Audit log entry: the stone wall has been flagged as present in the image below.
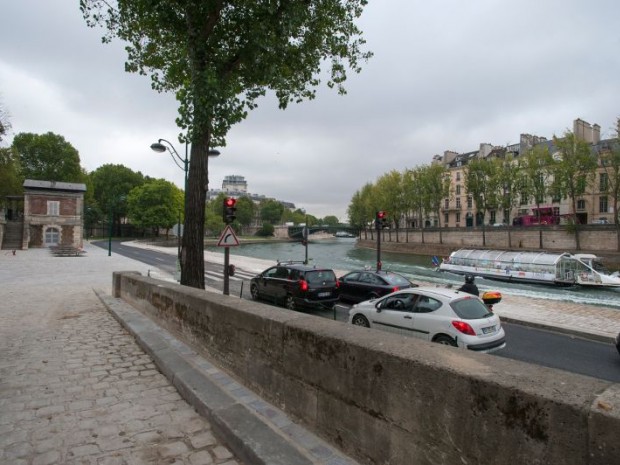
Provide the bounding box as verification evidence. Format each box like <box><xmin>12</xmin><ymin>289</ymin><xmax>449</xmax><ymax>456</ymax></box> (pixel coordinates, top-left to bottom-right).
<box><xmin>113</xmin><ymin>271</ymin><xmax>620</xmax><ymax>465</ymax></box>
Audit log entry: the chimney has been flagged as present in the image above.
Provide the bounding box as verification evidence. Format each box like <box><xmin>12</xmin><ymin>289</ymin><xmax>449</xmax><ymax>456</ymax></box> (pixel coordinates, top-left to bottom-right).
<box><xmin>593</xmin><ymin>124</ymin><xmax>600</xmax><ymax>144</ymax></box>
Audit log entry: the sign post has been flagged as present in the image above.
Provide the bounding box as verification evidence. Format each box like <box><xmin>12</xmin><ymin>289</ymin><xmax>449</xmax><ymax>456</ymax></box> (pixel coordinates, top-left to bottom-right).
<box><xmin>217</xmin><ymin>225</ymin><xmax>240</xmax><ymax>295</ymax></box>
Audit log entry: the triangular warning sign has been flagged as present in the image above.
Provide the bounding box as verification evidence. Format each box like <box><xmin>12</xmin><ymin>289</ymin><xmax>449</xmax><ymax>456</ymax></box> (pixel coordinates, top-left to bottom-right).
<box><xmin>217</xmin><ymin>225</ymin><xmax>240</xmax><ymax>247</ymax></box>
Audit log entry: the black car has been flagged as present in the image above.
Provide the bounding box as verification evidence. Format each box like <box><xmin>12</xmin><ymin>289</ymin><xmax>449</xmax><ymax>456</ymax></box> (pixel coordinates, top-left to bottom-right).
<box><xmin>616</xmin><ymin>331</ymin><xmax>620</xmax><ymax>356</ymax></box>
<box><xmin>338</xmin><ymin>270</ymin><xmax>417</xmax><ymax>303</ymax></box>
<box><xmin>250</xmin><ymin>262</ymin><xmax>339</xmax><ymax>311</ymax></box>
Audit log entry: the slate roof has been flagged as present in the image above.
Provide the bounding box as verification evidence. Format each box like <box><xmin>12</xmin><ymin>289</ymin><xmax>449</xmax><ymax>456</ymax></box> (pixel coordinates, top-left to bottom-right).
<box><xmin>23</xmin><ymin>179</ymin><xmax>87</xmax><ymax>192</ymax></box>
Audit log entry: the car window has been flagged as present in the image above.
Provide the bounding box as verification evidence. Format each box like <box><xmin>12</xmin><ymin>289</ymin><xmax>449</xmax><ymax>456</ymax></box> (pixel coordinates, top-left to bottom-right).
<box><xmin>368</xmin><ymin>274</ymin><xmax>384</xmax><ymax>285</ymax></box>
<box><xmin>450</xmin><ymin>297</ymin><xmax>491</xmax><ymax>319</ymax></box>
<box><xmin>274</xmin><ymin>267</ymin><xmax>290</xmax><ymax>279</ymax></box>
<box><xmin>344</xmin><ymin>272</ymin><xmax>361</xmax><ymax>282</ymax></box>
<box><xmin>381</xmin><ymin>293</ymin><xmax>415</xmax><ymax>312</ymax></box>
<box><xmin>413</xmin><ymin>295</ymin><xmax>441</xmax><ymax>313</ymax></box>
<box><xmin>263</xmin><ymin>267</ymin><xmax>279</xmax><ymax>278</ymax></box>
<box><xmin>359</xmin><ymin>273</ymin><xmax>373</xmax><ymax>283</ymax></box>
<box><xmin>305</xmin><ymin>270</ymin><xmax>337</xmax><ymax>284</ymax></box>
<box><xmin>384</xmin><ymin>273</ymin><xmax>411</xmax><ymax>287</ymax></box>
<box><xmin>289</xmin><ymin>269</ymin><xmax>300</xmax><ymax>280</ymax></box>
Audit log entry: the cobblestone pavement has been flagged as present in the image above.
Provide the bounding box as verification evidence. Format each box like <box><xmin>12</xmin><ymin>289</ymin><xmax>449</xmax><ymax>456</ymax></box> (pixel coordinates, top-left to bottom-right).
<box><xmin>0</xmin><ymin>249</ymin><xmax>241</xmax><ymax>465</ymax></box>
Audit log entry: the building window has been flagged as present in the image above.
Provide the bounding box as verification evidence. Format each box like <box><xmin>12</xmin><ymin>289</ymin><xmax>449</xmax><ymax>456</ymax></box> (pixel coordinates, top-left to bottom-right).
<box><xmin>444</xmin><ymin>198</ymin><xmax>449</xmax><ymax>209</ymax></box>
<box><xmin>600</xmin><ymin>173</ymin><xmax>608</xmax><ymax>192</ymax></box>
<box><xmin>456</xmin><ymin>197</ymin><xmax>461</xmax><ymax>208</ymax></box>
<box><xmin>490</xmin><ymin>211</ymin><xmax>496</xmax><ymax>224</ymax></box>
<box><xmin>456</xmin><ymin>184</ymin><xmax>461</xmax><ymax>195</ymax></box>
<box><xmin>467</xmin><ymin>197</ymin><xmax>472</xmax><ymax>209</ymax></box>
<box><xmin>444</xmin><ymin>213</ymin><xmax>449</xmax><ymax>224</ymax></box>
<box><xmin>599</xmin><ymin>196</ymin><xmax>608</xmax><ymax>213</ymax></box>
<box><xmin>456</xmin><ymin>172</ymin><xmax>461</xmax><ymax>181</ymax></box>
<box><xmin>45</xmin><ymin>227</ymin><xmax>60</xmax><ymax>246</ymax></box>
<box><xmin>47</xmin><ymin>201</ymin><xmax>60</xmax><ymax>216</ymax></box>
<box><xmin>577</xmin><ymin>199</ymin><xmax>586</xmax><ymax>210</ymax></box>
<box><xmin>456</xmin><ymin>212</ymin><xmax>461</xmax><ymax>223</ymax></box>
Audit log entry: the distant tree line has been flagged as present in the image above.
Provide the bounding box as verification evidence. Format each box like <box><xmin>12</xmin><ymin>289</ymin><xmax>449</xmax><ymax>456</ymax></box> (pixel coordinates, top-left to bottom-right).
<box><xmin>0</xmin><ymin>126</ymin><xmax>339</xmax><ymax>238</ymax></box>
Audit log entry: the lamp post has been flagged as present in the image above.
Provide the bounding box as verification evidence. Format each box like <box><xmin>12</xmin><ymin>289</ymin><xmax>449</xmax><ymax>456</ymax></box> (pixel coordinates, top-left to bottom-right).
<box><xmin>151</xmin><ymin>139</ymin><xmax>220</xmax><ymax>278</ymax></box>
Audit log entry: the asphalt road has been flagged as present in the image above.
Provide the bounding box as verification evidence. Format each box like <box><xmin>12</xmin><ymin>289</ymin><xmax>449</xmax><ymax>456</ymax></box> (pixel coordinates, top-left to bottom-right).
<box><xmin>95</xmin><ymin>240</ymin><xmax>620</xmax><ymax>383</ymax></box>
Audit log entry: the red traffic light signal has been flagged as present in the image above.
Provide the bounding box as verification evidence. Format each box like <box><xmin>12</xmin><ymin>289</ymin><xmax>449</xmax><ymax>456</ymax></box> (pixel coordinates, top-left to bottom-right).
<box><xmin>376</xmin><ymin>211</ymin><xmax>388</xmax><ymax>229</ymax></box>
<box><xmin>223</xmin><ymin>197</ymin><xmax>237</xmax><ymax>224</ymax></box>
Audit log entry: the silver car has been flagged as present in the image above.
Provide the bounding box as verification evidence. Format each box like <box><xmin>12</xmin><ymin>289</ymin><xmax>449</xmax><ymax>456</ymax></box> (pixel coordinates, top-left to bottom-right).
<box><xmin>348</xmin><ymin>287</ymin><xmax>506</xmax><ymax>353</ymax></box>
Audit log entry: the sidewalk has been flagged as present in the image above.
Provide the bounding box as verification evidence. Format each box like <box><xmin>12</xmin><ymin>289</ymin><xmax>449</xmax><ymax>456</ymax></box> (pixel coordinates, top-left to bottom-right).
<box><xmin>0</xmin><ymin>243</ymin><xmax>359</xmax><ymax>465</ymax></box>
<box><xmin>1</xmin><ymin>241</ymin><xmax>618</xmax><ymax>465</ymax></box>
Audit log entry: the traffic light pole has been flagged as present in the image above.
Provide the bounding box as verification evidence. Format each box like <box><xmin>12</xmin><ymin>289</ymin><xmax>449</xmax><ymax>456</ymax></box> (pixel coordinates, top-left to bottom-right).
<box><xmin>376</xmin><ymin>223</ymin><xmax>381</xmax><ymax>272</ymax></box>
<box><xmin>223</xmin><ymin>246</ymin><xmax>230</xmax><ymax>295</ymax></box>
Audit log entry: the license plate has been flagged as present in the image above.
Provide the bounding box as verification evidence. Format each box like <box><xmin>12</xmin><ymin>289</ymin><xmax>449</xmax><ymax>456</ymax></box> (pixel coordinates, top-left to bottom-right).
<box><xmin>318</xmin><ymin>292</ymin><xmax>331</xmax><ymax>298</ymax></box>
<box><xmin>482</xmin><ymin>325</ymin><xmax>496</xmax><ymax>334</ymax></box>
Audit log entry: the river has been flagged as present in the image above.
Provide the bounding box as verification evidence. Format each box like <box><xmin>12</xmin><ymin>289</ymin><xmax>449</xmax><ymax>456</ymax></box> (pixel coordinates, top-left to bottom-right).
<box><xmin>208</xmin><ymin>237</ymin><xmax>620</xmax><ymax>310</ymax></box>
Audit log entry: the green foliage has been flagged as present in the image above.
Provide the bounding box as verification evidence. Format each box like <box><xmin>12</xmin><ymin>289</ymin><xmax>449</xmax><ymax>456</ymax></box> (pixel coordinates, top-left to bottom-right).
<box><xmin>464</xmin><ymin>157</ymin><xmax>501</xmax><ymax>225</ymax></box>
<box><xmin>12</xmin><ymin>132</ymin><xmax>83</xmax><ymax>182</ymax></box>
<box><xmin>260</xmin><ymin>199</ymin><xmax>285</xmax><ymax>225</ymax></box>
<box><xmin>127</xmin><ymin>179</ymin><xmax>183</xmax><ymax>234</ymax></box>
<box><xmin>234</xmin><ymin>195</ymin><xmax>256</xmax><ymax>228</ymax></box>
<box><xmin>255</xmin><ymin>223</ymin><xmax>275</xmax><ymax>237</ymax></box>
<box><xmin>322</xmin><ymin>215</ymin><xmax>340</xmax><ymax>226</ymax></box>
<box><xmin>0</xmin><ymin>147</ymin><xmax>23</xmax><ymax>199</ymax></box>
<box><xmin>81</xmin><ymin>0</ymin><xmax>372</xmax><ymax>146</ymax></box>
<box><xmin>90</xmin><ymin>164</ymin><xmax>145</xmax><ymax>219</ymax></box>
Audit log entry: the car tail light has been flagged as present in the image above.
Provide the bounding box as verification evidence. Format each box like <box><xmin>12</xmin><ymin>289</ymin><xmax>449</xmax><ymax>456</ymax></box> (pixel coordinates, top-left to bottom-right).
<box><xmin>451</xmin><ymin>320</ymin><xmax>476</xmax><ymax>335</ymax></box>
<box><xmin>335</xmin><ymin>280</ymin><xmax>340</xmax><ymax>288</ymax></box>
<box><xmin>392</xmin><ymin>286</ymin><xmax>399</xmax><ymax>293</ymax></box>
<box><xmin>299</xmin><ymin>279</ymin><xmax>308</xmax><ymax>292</ymax></box>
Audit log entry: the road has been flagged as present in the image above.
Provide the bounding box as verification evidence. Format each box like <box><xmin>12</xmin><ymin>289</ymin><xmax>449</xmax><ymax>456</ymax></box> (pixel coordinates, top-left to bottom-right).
<box><xmin>95</xmin><ymin>241</ymin><xmax>620</xmax><ymax>383</ymax></box>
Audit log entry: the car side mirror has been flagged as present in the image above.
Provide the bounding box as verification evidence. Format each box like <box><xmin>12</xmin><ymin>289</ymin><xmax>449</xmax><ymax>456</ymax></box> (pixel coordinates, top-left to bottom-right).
<box><xmin>376</xmin><ymin>301</ymin><xmax>383</xmax><ymax>313</ymax></box>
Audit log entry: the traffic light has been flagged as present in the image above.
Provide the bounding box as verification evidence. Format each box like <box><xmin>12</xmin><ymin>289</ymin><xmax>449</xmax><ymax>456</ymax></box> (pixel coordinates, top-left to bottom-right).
<box><xmin>223</xmin><ymin>197</ymin><xmax>237</xmax><ymax>224</ymax></box>
<box><xmin>376</xmin><ymin>211</ymin><xmax>388</xmax><ymax>229</ymax></box>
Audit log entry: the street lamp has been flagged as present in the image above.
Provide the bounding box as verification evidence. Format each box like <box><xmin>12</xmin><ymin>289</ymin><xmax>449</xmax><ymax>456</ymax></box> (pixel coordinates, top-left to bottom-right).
<box><xmin>151</xmin><ymin>139</ymin><xmax>220</xmax><ymax>277</ymax></box>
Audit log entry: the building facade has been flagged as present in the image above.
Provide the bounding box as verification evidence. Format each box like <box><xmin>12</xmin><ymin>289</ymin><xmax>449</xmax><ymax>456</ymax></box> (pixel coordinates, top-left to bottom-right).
<box><xmin>432</xmin><ymin>118</ymin><xmax>618</xmax><ymax>228</ymax></box>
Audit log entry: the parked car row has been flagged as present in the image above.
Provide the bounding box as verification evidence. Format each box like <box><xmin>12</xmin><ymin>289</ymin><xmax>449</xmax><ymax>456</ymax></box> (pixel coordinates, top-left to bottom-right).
<box><xmin>249</xmin><ymin>262</ymin><xmax>506</xmax><ymax>353</ymax></box>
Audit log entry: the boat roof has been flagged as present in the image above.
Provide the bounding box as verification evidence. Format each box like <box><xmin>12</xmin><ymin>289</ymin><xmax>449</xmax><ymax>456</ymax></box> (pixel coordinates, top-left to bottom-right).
<box><xmin>449</xmin><ymin>249</ymin><xmax>571</xmax><ymax>265</ymax></box>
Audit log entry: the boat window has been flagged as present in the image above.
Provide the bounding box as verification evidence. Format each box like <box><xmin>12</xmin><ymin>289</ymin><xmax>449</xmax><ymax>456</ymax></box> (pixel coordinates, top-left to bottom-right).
<box><xmin>590</xmin><ymin>260</ymin><xmax>610</xmax><ymax>274</ymax></box>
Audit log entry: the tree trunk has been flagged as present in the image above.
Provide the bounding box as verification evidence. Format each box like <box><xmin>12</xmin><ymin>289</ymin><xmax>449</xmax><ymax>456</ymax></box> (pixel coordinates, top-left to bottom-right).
<box><xmin>181</xmin><ymin>130</ymin><xmax>210</xmax><ymax>289</ymax></box>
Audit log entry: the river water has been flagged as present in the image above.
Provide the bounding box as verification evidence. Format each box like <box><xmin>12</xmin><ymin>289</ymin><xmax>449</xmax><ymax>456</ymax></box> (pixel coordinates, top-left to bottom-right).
<box><xmin>208</xmin><ymin>237</ymin><xmax>620</xmax><ymax>310</ymax></box>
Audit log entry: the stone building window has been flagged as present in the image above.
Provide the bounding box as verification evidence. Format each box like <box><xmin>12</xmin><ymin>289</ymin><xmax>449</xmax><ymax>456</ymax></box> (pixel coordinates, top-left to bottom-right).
<box><xmin>45</xmin><ymin>227</ymin><xmax>60</xmax><ymax>246</ymax></box>
<box><xmin>47</xmin><ymin>201</ymin><xmax>60</xmax><ymax>216</ymax></box>
<box><xmin>599</xmin><ymin>196</ymin><xmax>608</xmax><ymax>213</ymax></box>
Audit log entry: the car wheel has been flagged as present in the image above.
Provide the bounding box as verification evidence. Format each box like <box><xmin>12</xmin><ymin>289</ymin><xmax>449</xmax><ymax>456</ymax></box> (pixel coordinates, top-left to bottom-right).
<box><xmin>250</xmin><ymin>284</ymin><xmax>260</xmax><ymax>300</ymax></box>
<box><xmin>434</xmin><ymin>335</ymin><xmax>457</xmax><ymax>347</ymax></box>
<box><xmin>351</xmin><ymin>314</ymin><xmax>370</xmax><ymax>327</ymax></box>
<box><xmin>285</xmin><ymin>294</ymin><xmax>296</xmax><ymax>311</ymax></box>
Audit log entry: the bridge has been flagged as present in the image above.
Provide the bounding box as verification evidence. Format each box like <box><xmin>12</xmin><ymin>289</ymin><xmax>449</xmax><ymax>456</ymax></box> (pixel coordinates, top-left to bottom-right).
<box><xmin>287</xmin><ymin>225</ymin><xmax>359</xmax><ymax>239</ymax></box>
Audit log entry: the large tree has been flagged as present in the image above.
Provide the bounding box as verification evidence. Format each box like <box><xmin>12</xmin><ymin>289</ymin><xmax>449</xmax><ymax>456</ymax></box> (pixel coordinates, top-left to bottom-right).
<box><xmin>12</xmin><ymin>132</ymin><xmax>83</xmax><ymax>182</ymax></box>
<box><xmin>420</xmin><ymin>163</ymin><xmax>450</xmax><ymax>243</ymax></box>
<box><xmin>127</xmin><ymin>179</ymin><xmax>184</xmax><ymax>236</ymax></box>
<box><xmin>90</xmin><ymin>164</ymin><xmax>145</xmax><ymax>235</ymax></box>
<box><xmin>519</xmin><ymin>144</ymin><xmax>554</xmax><ymax>248</ymax></box>
<box><xmin>0</xmin><ymin>147</ymin><xmax>23</xmax><ymax>199</ymax></box>
<box><xmin>551</xmin><ymin>131</ymin><xmax>597</xmax><ymax>250</ymax></box>
<box><xmin>464</xmin><ymin>157</ymin><xmax>500</xmax><ymax>247</ymax></box>
<box><xmin>82</xmin><ymin>0</ymin><xmax>371</xmax><ymax>289</ymax></box>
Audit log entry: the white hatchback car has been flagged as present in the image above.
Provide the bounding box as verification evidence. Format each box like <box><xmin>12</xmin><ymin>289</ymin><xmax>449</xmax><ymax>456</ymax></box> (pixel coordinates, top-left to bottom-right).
<box><xmin>348</xmin><ymin>287</ymin><xmax>506</xmax><ymax>353</ymax></box>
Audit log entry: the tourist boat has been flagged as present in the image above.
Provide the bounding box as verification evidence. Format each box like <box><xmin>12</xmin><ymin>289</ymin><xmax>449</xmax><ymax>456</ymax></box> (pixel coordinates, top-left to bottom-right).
<box><xmin>439</xmin><ymin>249</ymin><xmax>620</xmax><ymax>287</ymax></box>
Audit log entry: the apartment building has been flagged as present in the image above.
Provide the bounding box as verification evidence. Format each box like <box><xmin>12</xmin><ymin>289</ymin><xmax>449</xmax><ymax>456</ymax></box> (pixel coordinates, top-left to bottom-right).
<box><xmin>433</xmin><ymin>118</ymin><xmax>618</xmax><ymax>227</ymax></box>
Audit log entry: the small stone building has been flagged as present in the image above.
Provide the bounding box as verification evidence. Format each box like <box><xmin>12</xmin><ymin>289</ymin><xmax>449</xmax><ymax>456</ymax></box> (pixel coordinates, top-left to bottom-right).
<box><xmin>22</xmin><ymin>179</ymin><xmax>87</xmax><ymax>249</ymax></box>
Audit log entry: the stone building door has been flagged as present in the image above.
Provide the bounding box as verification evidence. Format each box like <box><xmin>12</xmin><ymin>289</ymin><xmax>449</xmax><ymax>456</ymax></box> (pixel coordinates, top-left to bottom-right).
<box><xmin>44</xmin><ymin>227</ymin><xmax>60</xmax><ymax>246</ymax></box>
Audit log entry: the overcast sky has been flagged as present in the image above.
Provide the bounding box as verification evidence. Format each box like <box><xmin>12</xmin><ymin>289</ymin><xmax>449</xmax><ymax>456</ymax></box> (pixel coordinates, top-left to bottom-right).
<box><xmin>1</xmin><ymin>1</ymin><xmax>619</xmax><ymax>221</ymax></box>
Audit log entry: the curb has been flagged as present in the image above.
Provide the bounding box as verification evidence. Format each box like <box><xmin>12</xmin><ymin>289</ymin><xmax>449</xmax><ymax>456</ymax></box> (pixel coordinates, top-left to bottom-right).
<box><xmin>499</xmin><ymin>316</ymin><xmax>616</xmax><ymax>344</ymax></box>
<box><xmin>94</xmin><ymin>289</ymin><xmax>359</xmax><ymax>465</ymax></box>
